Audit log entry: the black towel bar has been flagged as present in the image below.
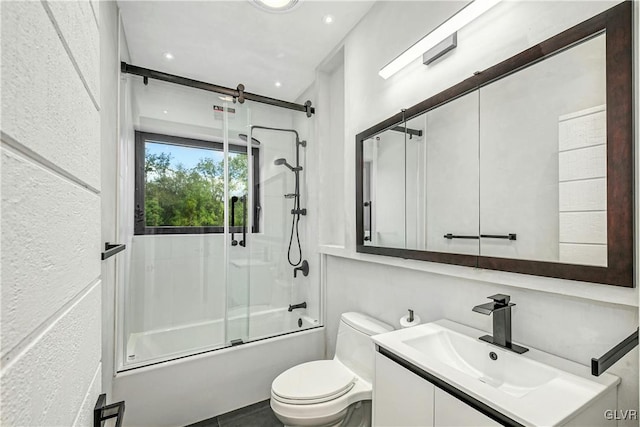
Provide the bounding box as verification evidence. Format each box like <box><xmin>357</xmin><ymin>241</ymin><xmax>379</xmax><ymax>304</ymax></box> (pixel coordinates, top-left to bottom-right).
<box><xmin>480</xmin><ymin>234</ymin><xmax>517</xmax><ymax>241</ymax></box>
<box><xmin>443</xmin><ymin>234</ymin><xmax>479</xmax><ymax>240</ymax></box>
<box><xmin>101</xmin><ymin>243</ymin><xmax>126</xmax><ymax>260</ymax></box>
<box><xmin>591</xmin><ymin>328</ymin><xmax>638</xmax><ymax>376</ymax></box>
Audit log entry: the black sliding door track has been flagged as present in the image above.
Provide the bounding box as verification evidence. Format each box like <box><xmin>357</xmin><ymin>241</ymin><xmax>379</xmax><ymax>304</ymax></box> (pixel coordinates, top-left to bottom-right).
<box><xmin>121</xmin><ymin>62</ymin><xmax>315</xmax><ymax>117</ymax></box>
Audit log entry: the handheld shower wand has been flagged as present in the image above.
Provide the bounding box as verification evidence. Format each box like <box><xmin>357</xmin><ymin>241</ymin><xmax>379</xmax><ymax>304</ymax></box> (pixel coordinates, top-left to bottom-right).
<box><xmin>273</xmin><ymin>156</ymin><xmax>306</xmax><ymax>267</ymax></box>
<box><xmin>274</xmin><ymin>158</ymin><xmax>302</xmax><ymax>172</ymax></box>
<box><xmin>251</xmin><ymin>125</ymin><xmax>308</xmax><ymax>273</ymax></box>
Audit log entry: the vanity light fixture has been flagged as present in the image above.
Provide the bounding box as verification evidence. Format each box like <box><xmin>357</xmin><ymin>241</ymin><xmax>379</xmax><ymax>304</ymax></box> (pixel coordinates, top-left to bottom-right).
<box><xmin>379</xmin><ymin>0</ymin><xmax>500</xmax><ymax>79</ymax></box>
<box><xmin>423</xmin><ymin>33</ymin><xmax>457</xmax><ymax>66</ymax></box>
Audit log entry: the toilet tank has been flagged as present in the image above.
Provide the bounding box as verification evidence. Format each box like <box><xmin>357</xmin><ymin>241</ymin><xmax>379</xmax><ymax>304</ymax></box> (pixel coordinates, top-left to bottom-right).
<box><xmin>334</xmin><ymin>312</ymin><xmax>394</xmax><ymax>384</ymax></box>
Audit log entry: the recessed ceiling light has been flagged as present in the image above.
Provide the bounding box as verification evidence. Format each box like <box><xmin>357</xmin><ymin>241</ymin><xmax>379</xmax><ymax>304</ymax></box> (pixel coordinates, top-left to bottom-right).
<box><xmin>163</xmin><ymin>110</ymin><xmax>168</xmax><ymax>114</ymax></box>
<box><xmin>251</xmin><ymin>0</ymin><xmax>299</xmax><ymax>13</ymax></box>
<box><xmin>163</xmin><ymin>52</ymin><xmax>174</xmax><ymax>60</ymax></box>
<box><xmin>323</xmin><ymin>15</ymin><xmax>334</xmax><ymax>24</ymax></box>
<box><xmin>275</xmin><ymin>81</ymin><xmax>282</xmax><ymax>87</ymax></box>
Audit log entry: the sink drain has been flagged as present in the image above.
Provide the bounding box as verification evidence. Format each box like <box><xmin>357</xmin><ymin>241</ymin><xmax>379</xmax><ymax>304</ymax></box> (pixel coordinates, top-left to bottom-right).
<box><xmin>489</xmin><ymin>351</ymin><xmax>498</xmax><ymax>361</ymax></box>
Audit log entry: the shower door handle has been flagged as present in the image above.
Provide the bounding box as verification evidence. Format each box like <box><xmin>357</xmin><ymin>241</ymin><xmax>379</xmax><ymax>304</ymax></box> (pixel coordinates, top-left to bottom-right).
<box><xmin>239</xmin><ymin>195</ymin><xmax>247</xmax><ymax>247</ymax></box>
<box><xmin>364</xmin><ymin>201</ymin><xmax>372</xmax><ymax>242</ymax></box>
<box><xmin>230</xmin><ymin>196</ymin><xmax>238</xmax><ymax>246</ymax></box>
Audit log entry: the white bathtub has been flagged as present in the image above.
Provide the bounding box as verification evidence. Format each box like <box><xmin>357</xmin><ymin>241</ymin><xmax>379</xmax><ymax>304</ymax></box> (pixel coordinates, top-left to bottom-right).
<box><xmin>125</xmin><ymin>306</ymin><xmax>319</xmax><ymax>369</ymax></box>
<box><xmin>110</xmin><ymin>308</ymin><xmax>325</xmax><ymax>427</ymax></box>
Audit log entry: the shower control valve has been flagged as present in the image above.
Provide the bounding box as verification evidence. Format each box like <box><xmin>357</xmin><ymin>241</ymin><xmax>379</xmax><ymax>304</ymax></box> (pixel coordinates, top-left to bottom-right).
<box><xmin>293</xmin><ymin>260</ymin><xmax>309</xmax><ymax>278</ymax></box>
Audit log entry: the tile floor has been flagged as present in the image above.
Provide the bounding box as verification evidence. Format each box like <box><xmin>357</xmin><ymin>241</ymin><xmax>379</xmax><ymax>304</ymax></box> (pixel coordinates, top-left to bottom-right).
<box><xmin>186</xmin><ymin>400</ymin><xmax>283</xmax><ymax>427</ymax></box>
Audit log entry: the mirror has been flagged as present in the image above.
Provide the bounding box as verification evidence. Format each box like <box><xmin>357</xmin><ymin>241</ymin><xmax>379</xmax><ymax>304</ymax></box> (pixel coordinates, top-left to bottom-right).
<box><xmin>363</xmin><ymin>91</ymin><xmax>480</xmax><ymax>254</ymax></box>
<box><xmin>356</xmin><ymin>2</ymin><xmax>632</xmax><ymax>286</ymax></box>
<box><xmin>363</xmin><ymin>127</ymin><xmax>409</xmax><ymax>248</ymax></box>
<box><xmin>424</xmin><ymin>91</ymin><xmax>479</xmax><ymax>256</ymax></box>
<box><xmin>480</xmin><ymin>33</ymin><xmax>606</xmax><ymax>266</ymax></box>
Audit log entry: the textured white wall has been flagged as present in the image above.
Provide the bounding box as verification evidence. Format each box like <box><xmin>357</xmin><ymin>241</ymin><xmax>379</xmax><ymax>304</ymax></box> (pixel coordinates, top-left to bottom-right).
<box><xmin>318</xmin><ymin>1</ymin><xmax>639</xmax><ymax>426</ymax></box>
<box><xmin>1</xmin><ymin>1</ymin><xmax>103</xmax><ymax>425</ymax></box>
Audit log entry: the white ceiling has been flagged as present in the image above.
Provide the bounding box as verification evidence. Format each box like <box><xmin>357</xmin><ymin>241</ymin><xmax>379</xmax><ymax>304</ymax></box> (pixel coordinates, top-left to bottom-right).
<box><xmin>118</xmin><ymin>1</ymin><xmax>374</xmax><ymax>101</ymax></box>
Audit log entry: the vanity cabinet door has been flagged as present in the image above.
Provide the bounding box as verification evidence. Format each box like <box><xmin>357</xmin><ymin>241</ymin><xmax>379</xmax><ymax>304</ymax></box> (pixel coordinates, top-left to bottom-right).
<box><xmin>434</xmin><ymin>388</ymin><xmax>500</xmax><ymax>427</ymax></box>
<box><xmin>373</xmin><ymin>353</ymin><xmax>434</xmax><ymax>426</ymax></box>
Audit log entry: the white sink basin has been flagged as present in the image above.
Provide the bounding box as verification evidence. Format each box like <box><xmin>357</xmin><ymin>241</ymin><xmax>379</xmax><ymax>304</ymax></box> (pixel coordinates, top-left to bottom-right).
<box><xmin>402</xmin><ymin>330</ymin><xmax>558</xmax><ymax>398</ymax></box>
<box><xmin>373</xmin><ymin>320</ymin><xmax>620</xmax><ymax>426</ymax></box>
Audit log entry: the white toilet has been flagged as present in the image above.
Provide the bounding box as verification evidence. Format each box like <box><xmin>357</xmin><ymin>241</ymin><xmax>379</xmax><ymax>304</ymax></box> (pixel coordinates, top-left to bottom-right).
<box><xmin>270</xmin><ymin>312</ymin><xmax>394</xmax><ymax>427</ymax></box>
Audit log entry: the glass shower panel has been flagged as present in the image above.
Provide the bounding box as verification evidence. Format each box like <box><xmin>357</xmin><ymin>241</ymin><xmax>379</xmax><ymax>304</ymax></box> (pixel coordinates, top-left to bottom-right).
<box><xmin>243</xmin><ymin>101</ymin><xmax>319</xmax><ymax>341</ymax></box>
<box><xmin>225</xmin><ymin>101</ymin><xmax>252</xmax><ymax>345</ymax></box>
<box><xmin>119</xmin><ymin>76</ymin><xmax>238</xmax><ymax>368</ymax></box>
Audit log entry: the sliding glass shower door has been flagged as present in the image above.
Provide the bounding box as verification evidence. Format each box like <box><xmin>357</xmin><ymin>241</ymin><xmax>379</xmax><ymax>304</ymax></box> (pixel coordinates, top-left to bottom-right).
<box><xmin>117</xmin><ymin>72</ymin><xmax>320</xmax><ymax>371</ymax></box>
<box><xmin>224</xmin><ymin>102</ymin><xmax>252</xmax><ymax>346</ymax></box>
<box><xmin>117</xmin><ymin>75</ymin><xmax>252</xmax><ymax>368</ymax></box>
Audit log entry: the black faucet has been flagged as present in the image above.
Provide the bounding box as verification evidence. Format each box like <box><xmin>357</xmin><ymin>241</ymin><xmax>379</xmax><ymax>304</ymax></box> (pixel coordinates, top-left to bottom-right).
<box><xmin>288</xmin><ymin>302</ymin><xmax>307</xmax><ymax>312</ymax></box>
<box><xmin>472</xmin><ymin>294</ymin><xmax>528</xmax><ymax>354</ymax></box>
<box><xmin>293</xmin><ymin>260</ymin><xmax>309</xmax><ymax>278</ymax></box>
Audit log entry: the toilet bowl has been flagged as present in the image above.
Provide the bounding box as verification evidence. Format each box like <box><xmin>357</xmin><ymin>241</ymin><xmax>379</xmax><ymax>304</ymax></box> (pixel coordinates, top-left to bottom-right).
<box><xmin>270</xmin><ymin>312</ymin><xmax>393</xmax><ymax>427</ymax></box>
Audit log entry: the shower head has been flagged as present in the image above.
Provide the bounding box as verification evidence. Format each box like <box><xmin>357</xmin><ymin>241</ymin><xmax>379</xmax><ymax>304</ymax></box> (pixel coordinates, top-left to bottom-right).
<box><xmin>238</xmin><ymin>134</ymin><xmax>261</xmax><ymax>146</ymax></box>
<box><xmin>274</xmin><ymin>158</ymin><xmax>295</xmax><ymax>171</ymax></box>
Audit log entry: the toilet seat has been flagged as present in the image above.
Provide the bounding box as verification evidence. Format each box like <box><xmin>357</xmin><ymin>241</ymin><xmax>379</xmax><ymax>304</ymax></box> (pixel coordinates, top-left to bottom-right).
<box><xmin>272</xmin><ymin>360</ymin><xmax>356</xmax><ymax>405</ymax></box>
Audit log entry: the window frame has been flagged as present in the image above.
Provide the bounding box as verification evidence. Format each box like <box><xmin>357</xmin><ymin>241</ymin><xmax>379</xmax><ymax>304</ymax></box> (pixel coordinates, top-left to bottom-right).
<box><xmin>134</xmin><ymin>131</ymin><xmax>260</xmax><ymax>235</ymax></box>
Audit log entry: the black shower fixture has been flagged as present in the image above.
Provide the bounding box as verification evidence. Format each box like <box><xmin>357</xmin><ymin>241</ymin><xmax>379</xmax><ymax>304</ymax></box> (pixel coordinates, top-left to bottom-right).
<box><xmin>251</xmin><ymin>125</ymin><xmax>307</xmax><ymax>269</ymax></box>
<box><xmin>274</xmin><ymin>158</ymin><xmax>302</xmax><ymax>172</ymax></box>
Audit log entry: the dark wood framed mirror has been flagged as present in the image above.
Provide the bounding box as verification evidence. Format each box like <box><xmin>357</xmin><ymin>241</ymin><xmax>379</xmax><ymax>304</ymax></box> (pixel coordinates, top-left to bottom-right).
<box><xmin>355</xmin><ymin>2</ymin><xmax>633</xmax><ymax>287</ymax></box>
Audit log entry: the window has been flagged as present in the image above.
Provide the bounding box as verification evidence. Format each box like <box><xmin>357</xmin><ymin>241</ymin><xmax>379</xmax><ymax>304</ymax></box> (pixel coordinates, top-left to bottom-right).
<box><xmin>135</xmin><ymin>131</ymin><xmax>259</xmax><ymax>235</ymax></box>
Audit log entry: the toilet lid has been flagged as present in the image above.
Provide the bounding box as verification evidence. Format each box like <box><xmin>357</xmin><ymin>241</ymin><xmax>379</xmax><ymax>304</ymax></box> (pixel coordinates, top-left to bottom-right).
<box><xmin>272</xmin><ymin>360</ymin><xmax>356</xmax><ymax>403</ymax></box>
